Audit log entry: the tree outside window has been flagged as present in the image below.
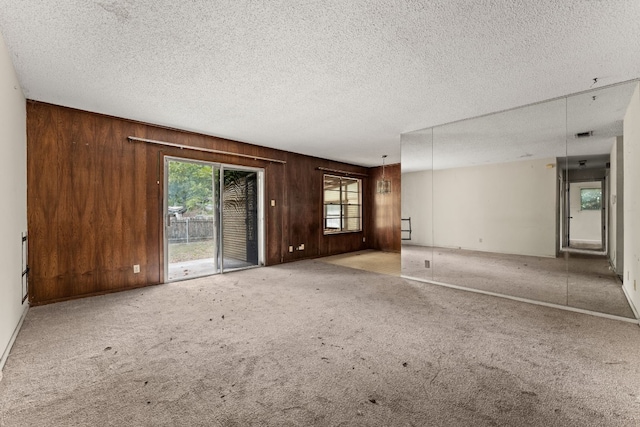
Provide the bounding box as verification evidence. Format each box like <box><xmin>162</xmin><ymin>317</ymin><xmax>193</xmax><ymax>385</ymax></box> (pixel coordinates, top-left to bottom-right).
<box><xmin>580</xmin><ymin>188</ymin><xmax>601</xmax><ymax>210</ymax></box>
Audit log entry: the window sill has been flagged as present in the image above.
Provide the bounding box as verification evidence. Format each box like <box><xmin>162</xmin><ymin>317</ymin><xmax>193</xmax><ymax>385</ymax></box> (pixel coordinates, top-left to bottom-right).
<box><xmin>323</xmin><ymin>230</ymin><xmax>363</xmax><ymax>236</ymax></box>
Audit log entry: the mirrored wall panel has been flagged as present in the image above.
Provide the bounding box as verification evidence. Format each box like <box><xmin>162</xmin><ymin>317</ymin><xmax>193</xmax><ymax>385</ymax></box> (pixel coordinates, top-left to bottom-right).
<box><xmin>401</xmin><ymin>128</ymin><xmax>433</xmax><ymax>282</ymax></box>
<box><xmin>564</xmin><ymin>82</ymin><xmax>637</xmax><ymax>317</ymax></box>
<box><xmin>401</xmin><ymin>81</ymin><xmax>638</xmax><ymax>319</ymax></box>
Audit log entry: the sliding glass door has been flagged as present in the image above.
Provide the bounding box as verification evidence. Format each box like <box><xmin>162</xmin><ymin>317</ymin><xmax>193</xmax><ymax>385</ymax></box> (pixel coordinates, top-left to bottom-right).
<box><xmin>164</xmin><ymin>158</ymin><xmax>263</xmax><ymax>281</ymax></box>
<box><xmin>221</xmin><ymin>168</ymin><xmax>261</xmax><ymax>271</ymax></box>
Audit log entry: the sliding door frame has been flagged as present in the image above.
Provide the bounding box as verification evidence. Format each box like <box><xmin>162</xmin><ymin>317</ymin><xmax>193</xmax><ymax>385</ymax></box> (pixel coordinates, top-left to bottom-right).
<box><xmin>219</xmin><ymin>164</ymin><xmax>265</xmax><ymax>273</ymax></box>
<box><xmin>163</xmin><ymin>156</ymin><xmax>265</xmax><ymax>282</ymax></box>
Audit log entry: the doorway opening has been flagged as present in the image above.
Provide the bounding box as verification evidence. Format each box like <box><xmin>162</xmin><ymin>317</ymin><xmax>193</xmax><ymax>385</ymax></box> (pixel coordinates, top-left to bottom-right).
<box><xmin>558</xmin><ymin>154</ymin><xmax>610</xmax><ymax>256</ymax></box>
<box><xmin>567</xmin><ymin>181</ymin><xmax>604</xmax><ymax>251</ymax></box>
<box><xmin>164</xmin><ymin>157</ymin><xmax>264</xmax><ymax>281</ymax></box>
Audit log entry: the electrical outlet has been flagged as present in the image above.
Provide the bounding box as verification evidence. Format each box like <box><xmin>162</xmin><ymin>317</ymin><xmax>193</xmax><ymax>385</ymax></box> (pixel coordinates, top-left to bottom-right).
<box><xmin>288</xmin><ymin>246</ymin><xmax>293</xmax><ymax>253</ymax></box>
<box><xmin>133</xmin><ymin>264</ymin><xmax>140</xmax><ymax>274</ymax></box>
<box><xmin>270</xmin><ymin>199</ymin><xmax>276</xmax><ymax>207</ymax></box>
<box><xmin>299</xmin><ymin>244</ymin><xmax>305</xmax><ymax>250</ymax></box>
<box><xmin>363</xmin><ymin>237</ymin><xmax>366</xmax><ymax>242</ymax></box>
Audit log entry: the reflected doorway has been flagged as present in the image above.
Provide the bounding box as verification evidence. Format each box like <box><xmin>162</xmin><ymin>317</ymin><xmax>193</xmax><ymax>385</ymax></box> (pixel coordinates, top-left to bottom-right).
<box><xmin>164</xmin><ymin>157</ymin><xmax>264</xmax><ymax>281</ymax></box>
<box><xmin>567</xmin><ymin>181</ymin><xmax>604</xmax><ymax>251</ymax></box>
<box><xmin>562</xmin><ymin>179</ymin><xmax>607</xmax><ymax>255</ymax></box>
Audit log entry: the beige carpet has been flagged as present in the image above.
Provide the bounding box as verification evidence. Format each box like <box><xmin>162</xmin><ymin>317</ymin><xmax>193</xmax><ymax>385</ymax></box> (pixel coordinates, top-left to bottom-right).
<box><xmin>1</xmin><ymin>260</ymin><xmax>640</xmax><ymax>426</ymax></box>
<box><xmin>319</xmin><ymin>249</ymin><xmax>400</xmax><ymax>276</ymax></box>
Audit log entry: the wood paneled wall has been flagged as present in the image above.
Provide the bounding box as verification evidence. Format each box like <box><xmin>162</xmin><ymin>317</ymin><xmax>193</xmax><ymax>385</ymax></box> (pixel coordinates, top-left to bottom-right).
<box><xmin>27</xmin><ymin>102</ymin><xmax>369</xmax><ymax>304</ymax></box>
<box><xmin>366</xmin><ymin>163</ymin><xmax>401</xmax><ymax>252</ymax></box>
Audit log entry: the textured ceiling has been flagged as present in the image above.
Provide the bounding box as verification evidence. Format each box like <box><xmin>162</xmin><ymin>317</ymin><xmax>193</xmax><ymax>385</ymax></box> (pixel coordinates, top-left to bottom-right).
<box><xmin>1</xmin><ymin>1</ymin><xmax>639</xmax><ymax>167</ymax></box>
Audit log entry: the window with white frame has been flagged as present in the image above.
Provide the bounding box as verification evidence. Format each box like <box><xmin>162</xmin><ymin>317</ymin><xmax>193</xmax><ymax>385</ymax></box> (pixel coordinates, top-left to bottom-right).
<box><xmin>323</xmin><ymin>174</ymin><xmax>362</xmax><ymax>234</ymax></box>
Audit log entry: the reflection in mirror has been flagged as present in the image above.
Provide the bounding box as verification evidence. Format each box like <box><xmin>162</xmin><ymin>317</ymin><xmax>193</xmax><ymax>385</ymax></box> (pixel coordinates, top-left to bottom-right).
<box><xmin>430</xmin><ymin>98</ymin><xmax>568</xmax><ymax>305</ymax></box>
<box><xmin>401</xmin><ymin>128</ymin><xmax>433</xmax><ymax>282</ymax></box>
<box><xmin>401</xmin><ymin>81</ymin><xmax>638</xmax><ymax>319</ymax></box>
<box><xmin>564</xmin><ymin>82</ymin><xmax>638</xmax><ymax>318</ymax></box>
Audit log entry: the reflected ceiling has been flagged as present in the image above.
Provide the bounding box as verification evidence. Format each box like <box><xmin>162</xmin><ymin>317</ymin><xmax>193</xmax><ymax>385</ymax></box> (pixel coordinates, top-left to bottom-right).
<box><xmin>402</xmin><ymin>81</ymin><xmax>638</xmax><ymax>172</ymax></box>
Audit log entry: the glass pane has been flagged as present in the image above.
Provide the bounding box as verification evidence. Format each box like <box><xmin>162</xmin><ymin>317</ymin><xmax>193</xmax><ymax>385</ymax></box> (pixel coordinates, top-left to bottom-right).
<box><xmin>324</xmin><ymin>189</ymin><xmax>341</xmax><ymax>204</ymax></box>
<box><xmin>430</xmin><ymin>98</ymin><xmax>567</xmax><ymax>304</ymax></box>
<box><xmin>325</xmin><ymin>204</ymin><xmax>341</xmax><ymax>216</ymax></box>
<box><xmin>343</xmin><ymin>205</ymin><xmax>361</xmax><ymax>232</ymax></box>
<box><xmin>343</xmin><ymin>191</ymin><xmax>359</xmax><ymax>205</ymax></box>
<box><xmin>401</xmin><ymin>80</ymin><xmax>637</xmax><ymax>319</ymax></box>
<box><xmin>167</xmin><ymin>160</ymin><xmax>219</xmax><ymax>281</ymax></box>
<box><xmin>401</xmin><ymin>128</ymin><xmax>433</xmax><ymax>281</ymax></box>
<box><xmin>222</xmin><ymin>169</ymin><xmax>260</xmax><ymax>271</ymax></box>
<box><xmin>323</xmin><ymin>175</ymin><xmax>361</xmax><ymax>233</ymax></box>
<box><xmin>345</xmin><ymin>179</ymin><xmax>359</xmax><ymax>193</ymax></box>
<box><xmin>325</xmin><ymin>204</ymin><xmax>342</xmax><ymax>230</ymax></box>
<box><xmin>580</xmin><ymin>188</ymin><xmax>601</xmax><ymax>210</ymax></box>
<box><xmin>325</xmin><ymin>219</ymin><xmax>341</xmax><ymax>229</ymax></box>
<box><xmin>564</xmin><ymin>82</ymin><xmax>637</xmax><ymax>318</ymax></box>
<box><xmin>345</xmin><ymin>218</ymin><xmax>360</xmax><ymax>231</ymax></box>
<box><xmin>324</xmin><ymin>175</ymin><xmax>341</xmax><ymax>190</ymax></box>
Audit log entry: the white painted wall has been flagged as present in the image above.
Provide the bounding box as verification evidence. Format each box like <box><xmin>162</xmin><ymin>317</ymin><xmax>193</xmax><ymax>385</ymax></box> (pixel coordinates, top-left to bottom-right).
<box><xmin>623</xmin><ymin>83</ymin><xmax>640</xmax><ymax>315</ymax></box>
<box><xmin>401</xmin><ymin>170</ymin><xmax>433</xmax><ymax>246</ymax></box>
<box><xmin>0</xmin><ymin>32</ymin><xmax>28</xmax><ymax>374</ymax></box>
<box><xmin>569</xmin><ymin>181</ymin><xmax>602</xmax><ymax>245</ymax></box>
<box><xmin>432</xmin><ymin>157</ymin><xmax>557</xmax><ymax>257</ymax></box>
<box><xmin>608</xmin><ymin>147</ymin><xmax>616</xmax><ymax>263</ymax></box>
<box><xmin>609</xmin><ymin>137</ymin><xmax>624</xmax><ymax>274</ymax></box>
<box><xmin>403</xmin><ymin>157</ymin><xmax>557</xmax><ymax>258</ymax></box>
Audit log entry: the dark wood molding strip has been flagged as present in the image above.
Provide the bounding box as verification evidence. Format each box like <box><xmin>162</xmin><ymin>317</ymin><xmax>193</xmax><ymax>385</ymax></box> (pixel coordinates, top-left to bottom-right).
<box><xmin>317</xmin><ymin>167</ymin><xmax>368</xmax><ymax>177</ymax></box>
<box><xmin>128</xmin><ymin>136</ymin><xmax>287</xmax><ymax>164</ymax></box>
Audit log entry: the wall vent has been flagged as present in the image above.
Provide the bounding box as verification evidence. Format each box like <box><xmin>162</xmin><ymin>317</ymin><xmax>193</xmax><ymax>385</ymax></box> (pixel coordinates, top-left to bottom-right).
<box><xmin>575</xmin><ymin>131</ymin><xmax>593</xmax><ymax>138</ymax></box>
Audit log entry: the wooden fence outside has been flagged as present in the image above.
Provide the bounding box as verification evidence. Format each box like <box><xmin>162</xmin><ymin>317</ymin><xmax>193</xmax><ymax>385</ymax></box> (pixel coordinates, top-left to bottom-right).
<box><xmin>168</xmin><ymin>217</ymin><xmax>215</xmax><ymax>243</ymax></box>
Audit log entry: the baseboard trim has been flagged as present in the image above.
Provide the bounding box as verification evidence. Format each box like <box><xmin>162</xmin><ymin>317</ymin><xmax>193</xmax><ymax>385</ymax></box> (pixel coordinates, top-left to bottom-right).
<box><xmin>402</xmin><ymin>275</ymin><xmax>639</xmax><ymax>325</ymax></box>
<box><xmin>0</xmin><ymin>304</ymin><xmax>29</xmax><ymax>378</ymax></box>
<box><xmin>622</xmin><ymin>284</ymin><xmax>640</xmax><ymax>320</ymax></box>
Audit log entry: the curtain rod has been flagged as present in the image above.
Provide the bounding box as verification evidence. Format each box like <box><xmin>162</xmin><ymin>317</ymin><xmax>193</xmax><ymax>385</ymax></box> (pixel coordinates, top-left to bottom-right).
<box><xmin>127</xmin><ymin>136</ymin><xmax>287</xmax><ymax>164</ymax></box>
<box><xmin>317</xmin><ymin>167</ymin><xmax>368</xmax><ymax>177</ymax></box>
